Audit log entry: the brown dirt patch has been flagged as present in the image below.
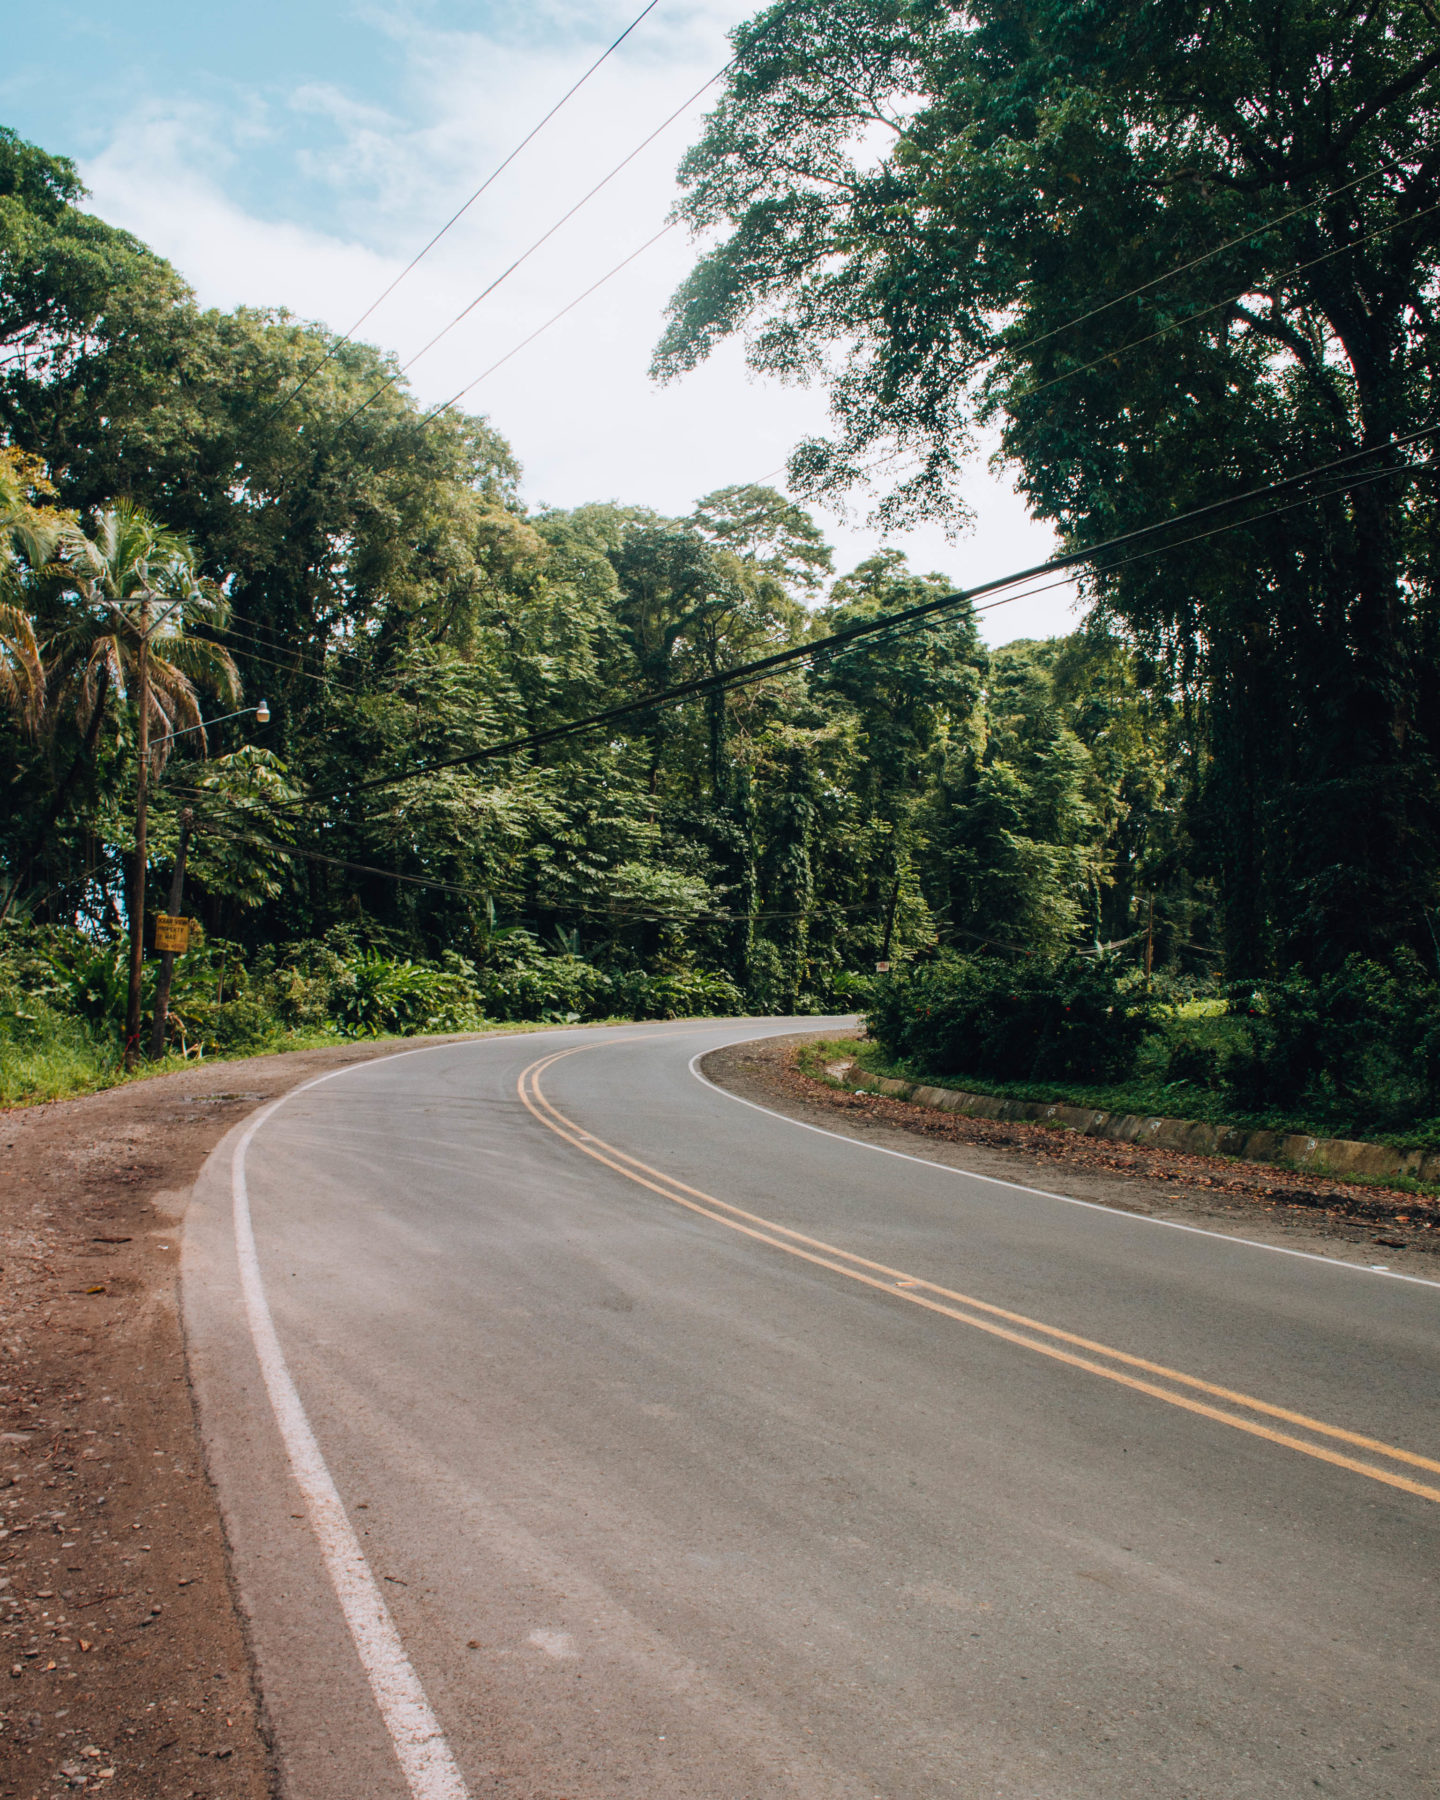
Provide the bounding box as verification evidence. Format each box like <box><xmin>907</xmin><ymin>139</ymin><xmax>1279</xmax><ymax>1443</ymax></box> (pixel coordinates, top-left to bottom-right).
<box><xmin>0</xmin><ymin>1038</ymin><xmax>457</xmax><ymax>1800</ymax></box>
<box><xmin>704</xmin><ymin>1034</ymin><xmax>1440</xmax><ymax>1267</ymax></box>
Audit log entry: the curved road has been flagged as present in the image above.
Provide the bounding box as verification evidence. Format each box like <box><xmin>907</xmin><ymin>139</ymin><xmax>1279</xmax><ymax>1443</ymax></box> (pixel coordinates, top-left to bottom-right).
<box><xmin>183</xmin><ymin>1019</ymin><xmax>1439</xmax><ymax>1799</ymax></box>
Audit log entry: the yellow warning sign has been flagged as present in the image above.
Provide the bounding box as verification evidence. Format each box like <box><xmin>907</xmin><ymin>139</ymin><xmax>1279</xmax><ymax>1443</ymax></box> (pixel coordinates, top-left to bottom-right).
<box><xmin>154</xmin><ymin>914</ymin><xmax>192</xmax><ymax>954</ymax></box>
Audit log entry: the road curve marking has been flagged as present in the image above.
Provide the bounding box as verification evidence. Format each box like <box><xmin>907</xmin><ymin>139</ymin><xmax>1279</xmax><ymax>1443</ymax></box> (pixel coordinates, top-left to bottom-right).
<box><xmin>689</xmin><ymin>1051</ymin><xmax>1440</xmax><ymax>1291</ymax></box>
<box><xmin>233</xmin><ymin>1060</ymin><xmax>472</xmax><ymax>1800</ymax></box>
<box><xmin>518</xmin><ymin>1045</ymin><xmax>1440</xmax><ymax>1508</ymax></box>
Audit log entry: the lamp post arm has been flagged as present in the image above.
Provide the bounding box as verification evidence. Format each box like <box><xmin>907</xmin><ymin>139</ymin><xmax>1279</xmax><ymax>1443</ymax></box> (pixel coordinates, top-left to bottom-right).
<box><xmin>152</xmin><ymin>701</ymin><xmax>268</xmax><ymax>748</ymax></box>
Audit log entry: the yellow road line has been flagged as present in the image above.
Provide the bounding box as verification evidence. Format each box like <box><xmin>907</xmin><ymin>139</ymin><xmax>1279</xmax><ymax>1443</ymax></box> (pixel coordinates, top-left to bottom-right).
<box><xmin>526</xmin><ymin>1048</ymin><xmax>1440</xmax><ymax>1476</ymax></box>
<box><xmin>517</xmin><ymin>1045</ymin><xmax>1440</xmax><ymax>1508</ymax></box>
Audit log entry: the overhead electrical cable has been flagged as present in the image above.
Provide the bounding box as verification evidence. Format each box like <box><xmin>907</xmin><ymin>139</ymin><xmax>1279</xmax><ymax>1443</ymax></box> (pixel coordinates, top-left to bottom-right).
<box><xmin>266</xmin><ymin>0</ymin><xmax>663</xmax><ymax>420</ymax></box>
<box><xmin>998</xmin><ymin>157</ymin><xmax>1408</xmax><ymax>361</ymax></box>
<box><xmin>315</xmin><ymin>424</ymin><xmax>1440</xmax><ymax>799</ymax></box>
<box><xmin>184</xmin><ymin>452</ymin><xmax>1433</xmax><ymax>930</ymax></box>
<box><xmin>333</xmin><ymin>0</ymin><xmax>820</xmax><ymax>435</ymax></box>
<box><xmin>336</xmin><ymin>69</ymin><xmax>732</xmax><ymax>431</ymax></box>
<box><xmin>417</xmin><ymin>221</ymin><xmax>678</xmax><ymax>421</ymax></box>
<box><xmin>200</xmin><ymin>629</ymin><xmax>366</xmax><ymax>698</ymax></box>
<box><xmin>189</xmin><ymin>423</ymin><xmax>1434</xmax><ymax>822</ymax></box>
<box><xmin>385</xmin><ymin>164</ymin><xmax>1429</xmax><ymax>467</ymax></box>
<box><xmin>1007</xmin><ymin>199</ymin><xmax>1440</xmax><ymax>407</ymax></box>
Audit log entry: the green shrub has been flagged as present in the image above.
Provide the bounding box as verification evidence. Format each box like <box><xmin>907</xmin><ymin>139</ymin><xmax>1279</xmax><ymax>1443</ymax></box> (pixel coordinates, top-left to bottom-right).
<box><xmin>865</xmin><ymin>951</ymin><xmax>1160</xmax><ymax>1083</ymax></box>
<box><xmin>609</xmin><ymin>966</ymin><xmax>745</xmax><ymax>1020</ymax></box>
<box><xmin>330</xmin><ymin>953</ymin><xmax>485</xmax><ymax>1037</ymax></box>
<box><xmin>42</xmin><ymin>933</ymin><xmax>144</xmax><ymax>1030</ymax></box>
<box><xmin>1224</xmin><ymin>954</ymin><xmax>1440</xmax><ymax>1134</ymax></box>
<box><xmin>471</xmin><ymin>951</ymin><xmax>605</xmax><ymax>1023</ymax></box>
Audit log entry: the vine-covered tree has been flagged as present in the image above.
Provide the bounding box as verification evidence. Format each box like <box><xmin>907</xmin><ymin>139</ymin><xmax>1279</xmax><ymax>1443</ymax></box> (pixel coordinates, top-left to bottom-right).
<box><xmin>655</xmin><ymin>0</ymin><xmax>1440</xmax><ymax>976</ymax></box>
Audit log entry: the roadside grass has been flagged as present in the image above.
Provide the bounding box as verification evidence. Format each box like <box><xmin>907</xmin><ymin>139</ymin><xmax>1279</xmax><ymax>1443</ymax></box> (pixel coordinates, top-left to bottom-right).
<box><xmin>0</xmin><ymin>1012</ymin><xmax>343</xmax><ymax>1108</ymax></box>
<box><xmin>794</xmin><ymin>1035</ymin><xmax>1440</xmax><ymax>1167</ymax></box>
<box><xmin>0</xmin><ymin>1013</ymin><xmax>644</xmax><ymax>1110</ymax></box>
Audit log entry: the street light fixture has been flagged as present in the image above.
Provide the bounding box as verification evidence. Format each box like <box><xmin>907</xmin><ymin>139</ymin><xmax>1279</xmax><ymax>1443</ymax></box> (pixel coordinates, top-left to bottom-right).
<box><xmin>151</xmin><ymin>698</ymin><xmax>269</xmax><ymax>749</ymax></box>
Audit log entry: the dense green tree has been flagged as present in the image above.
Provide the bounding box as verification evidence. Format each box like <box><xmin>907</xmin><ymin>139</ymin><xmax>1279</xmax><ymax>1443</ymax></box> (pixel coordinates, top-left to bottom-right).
<box><xmin>1</xmin><ymin>114</ymin><xmax>1204</xmax><ymax>1045</ymax></box>
<box><xmin>0</xmin><ymin>127</ymin><xmax>188</xmax><ymax>450</ymax></box>
<box><xmin>656</xmin><ymin>0</ymin><xmax>1440</xmax><ymax>976</ymax></box>
<box><xmin>691</xmin><ymin>483</ymin><xmax>835</xmax><ymax>594</ymax></box>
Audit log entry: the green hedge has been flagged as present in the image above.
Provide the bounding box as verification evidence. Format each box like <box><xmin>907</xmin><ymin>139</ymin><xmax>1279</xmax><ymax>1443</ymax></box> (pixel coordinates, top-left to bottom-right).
<box><xmin>861</xmin><ymin>949</ymin><xmax>1440</xmax><ymax>1144</ymax></box>
<box><xmin>865</xmin><ymin>952</ymin><xmax>1159</xmax><ymax>1083</ymax></box>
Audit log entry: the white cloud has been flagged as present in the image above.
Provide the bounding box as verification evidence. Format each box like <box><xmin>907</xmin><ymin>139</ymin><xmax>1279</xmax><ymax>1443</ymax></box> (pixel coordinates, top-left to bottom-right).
<box><xmin>80</xmin><ymin>4</ymin><xmax>1082</xmax><ymax>644</ymax></box>
<box><xmin>86</xmin><ymin>112</ymin><xmax>397</xmax><ymax>324</ymax></box>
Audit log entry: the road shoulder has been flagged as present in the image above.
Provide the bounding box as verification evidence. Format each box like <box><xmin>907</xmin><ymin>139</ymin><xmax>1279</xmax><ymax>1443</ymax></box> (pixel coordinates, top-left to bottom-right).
<box><xmin>701</xmin><ymin>1032</ymin><xmax>1440</xmax><ymax>1276</ymax></box>
<box><xmin>0</xmin><ymin>1036</ymin><xmax>466</xmax><ymax>1797</ymax></box>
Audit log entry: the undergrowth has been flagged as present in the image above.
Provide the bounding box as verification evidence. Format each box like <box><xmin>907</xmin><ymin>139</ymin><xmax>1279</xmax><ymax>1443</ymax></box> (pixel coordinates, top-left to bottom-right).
<box><xmin>796</xmin><ymin>1036</ymin><xmax>1440</xmax><ymax>1156</ymax></box>
<box><xmin>0</xmin><ymin>919</ymin><xmax>743</xmax><ymax>1107</ymax></box>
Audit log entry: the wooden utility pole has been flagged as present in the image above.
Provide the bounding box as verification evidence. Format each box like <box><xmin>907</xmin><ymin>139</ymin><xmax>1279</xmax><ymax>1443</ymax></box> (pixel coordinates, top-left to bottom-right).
<box><xmin>124</xmin><ymin>599</ymin><xmax>151</xmax><ymax>1068</ymax></box>
<box><xmin>148</xmin><ymin>808</ymin><xmax>192</xmax><ymax>1060</ymax></box>
<box><xmin>880</xmin><ymin>870</ymin><xmax>902</xmax><ymax>964</ymax></box>
<box><xmin>1144</xmin><ymin>893</ymin><xmax>1155</xmax><ymax>988</ymax></box>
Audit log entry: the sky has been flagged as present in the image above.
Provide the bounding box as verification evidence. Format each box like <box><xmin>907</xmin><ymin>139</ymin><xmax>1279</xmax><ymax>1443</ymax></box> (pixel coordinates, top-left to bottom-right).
<box><xmin>2</xmin><ymin>1</ymin><xmax>1083</xmax><ymax>643</ymax></box>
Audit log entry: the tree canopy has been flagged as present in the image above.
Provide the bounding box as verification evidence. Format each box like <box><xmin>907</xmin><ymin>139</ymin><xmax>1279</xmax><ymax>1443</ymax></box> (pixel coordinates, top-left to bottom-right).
<box><xmin>12</xmin><ymin>50</ymin><xmax>1413</xmax><ymax>1079</ymax></box>
<box><xmin>656</xmin><ymin>0</ymin><xmax>1440</xmax><ymax>976</ymax></box>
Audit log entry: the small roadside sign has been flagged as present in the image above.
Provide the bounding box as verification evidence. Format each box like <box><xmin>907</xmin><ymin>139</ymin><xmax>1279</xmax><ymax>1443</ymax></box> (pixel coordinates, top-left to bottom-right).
<box><xmin>154</xmin><ymin>914</ymin><xmax>192</xmax><ymax>954</ymax></box>
<box><xmin>875</xmin><ymin>960</ymin><xmax>892</xmax><ymax>973</ymax></box>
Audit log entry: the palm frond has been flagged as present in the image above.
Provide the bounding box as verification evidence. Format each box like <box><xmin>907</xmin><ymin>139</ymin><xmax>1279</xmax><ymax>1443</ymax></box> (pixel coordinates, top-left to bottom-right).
<box><xmin>155</xmin><ymin>635</ymin><xmax>241</xmax><ymax>708</ymax></box>
<box><xmin>0</xmin><ymin>601</ymin><xmax>45</xmax><ymax>737</ymax></box>
<box><xmin>145</xmin><ymin>659</ymin><xmax>204</xmax><ymax>769</ymax></box>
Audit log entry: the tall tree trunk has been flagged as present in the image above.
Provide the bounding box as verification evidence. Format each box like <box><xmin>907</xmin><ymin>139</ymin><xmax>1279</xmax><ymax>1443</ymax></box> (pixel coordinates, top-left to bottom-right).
<box><xmin>125</xmin><ymin>612</ymin><xmax>151</xmax><ymax>1067</ymax></box>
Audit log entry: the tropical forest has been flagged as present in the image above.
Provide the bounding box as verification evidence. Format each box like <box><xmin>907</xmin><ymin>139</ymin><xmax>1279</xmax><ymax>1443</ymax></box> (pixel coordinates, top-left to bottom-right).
<box><xmin>3</xmin><ymin>0</ymin><xmax>1439</xmax><ymax>1148</ymax></box>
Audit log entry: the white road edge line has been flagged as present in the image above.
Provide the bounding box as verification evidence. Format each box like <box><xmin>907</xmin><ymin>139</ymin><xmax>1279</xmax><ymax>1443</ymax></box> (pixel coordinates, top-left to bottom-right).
<box><xmin>220</xmin><ymin>1020</ymin><xmax>689</xmax><ymax>1797</ymax></box>
<box><xmin>231</xmin><ymin>1051</ymin><xmax>472</xmax><ymax>1800</ymax></box>
<box><xmin>687</xmin><ymin>1048</ymin><xmax>1440</xmax><ymax>1291</ymax></box>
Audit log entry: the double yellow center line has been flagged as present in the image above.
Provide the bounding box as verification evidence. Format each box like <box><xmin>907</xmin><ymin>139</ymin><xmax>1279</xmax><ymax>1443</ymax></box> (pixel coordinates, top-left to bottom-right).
<box><xmin>518</xmin><ymin>1044</ymin><xmax>1440</xmax><ymax>1507</ymax></box>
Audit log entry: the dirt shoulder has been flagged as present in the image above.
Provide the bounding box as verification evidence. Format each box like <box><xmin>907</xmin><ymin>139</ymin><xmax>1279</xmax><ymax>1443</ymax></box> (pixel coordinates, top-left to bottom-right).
<box><xmin>702</xmin><ymin>1033</ymin><xmax>1440</xmax><ymax>1271</ymax></box>
<box><xmin>0</xmin><ymin>1036</ymin><xmax>467</xmax><ymax>1800</ymax></box>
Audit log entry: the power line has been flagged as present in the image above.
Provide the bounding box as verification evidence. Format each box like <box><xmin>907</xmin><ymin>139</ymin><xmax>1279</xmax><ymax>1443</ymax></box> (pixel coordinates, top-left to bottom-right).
<box><xmin>1008</xmin><ymin>199</ymin><xmax>1440</xmax><ymax>409</ymax></box>
<box><xmin>266</xmin><ymin>0</ymin><xmax>664</xmax><ymax>420</ymax></box>
<box><xmin>418</xmin><ymin>221</ymin><xmax>677</xmax><ymax>422</ymax></box>
<box><xmin>325</xmin><ymin>425</ymin><xmax>1440</xmax><ymax>796</ymax></box>
<box><xmin>997</xmin><ymin>158</ymin><xmax>1408</xmax><ymax>363</ymax></box>
<box><xmin>345</xmin><ymin>158</ymin><xmax>1429</xmax><ymax>489</ymax></box>
<box><xmin>200</xmin><ymin>627</ymin><xmax>365</xmax><ymax>698</ymax></box>
<box><xmin>335</xmin><ymin>0</ymin><xmax>818</xmax><ymax>436</ymax></box>
<box><xmin>288</xmin><ymin>86</ymin><xmax>1423</xmax><ymax>494</ymax></box>
<box><xmin>336</xmin><ymin>66</ymin><xmax>730</xmax><ymax>432</ymax></box>
<box><xmin>195</xmin><ymin>422</ymin><xmax>1436</xmax><ymax>821</ymax></box>
<box><xmin>171</xmin><ymin>446</ymin><xmax>1437</xmax><ymax>935</ymax></box>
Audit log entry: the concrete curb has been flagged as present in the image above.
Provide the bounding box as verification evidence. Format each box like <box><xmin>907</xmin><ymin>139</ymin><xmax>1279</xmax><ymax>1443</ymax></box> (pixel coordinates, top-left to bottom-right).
<box><xmin>824</xmin><ymin>1060</ymin><xmax>1440</xmax><ymax>1185</ymax></box>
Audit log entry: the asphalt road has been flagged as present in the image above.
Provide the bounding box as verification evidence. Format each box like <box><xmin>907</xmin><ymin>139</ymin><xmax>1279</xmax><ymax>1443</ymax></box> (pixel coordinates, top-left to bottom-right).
<box><xmin>183</xmin><ymin>1019</ymin><xmax>1440</xmax><ymax>1799</ymax></box>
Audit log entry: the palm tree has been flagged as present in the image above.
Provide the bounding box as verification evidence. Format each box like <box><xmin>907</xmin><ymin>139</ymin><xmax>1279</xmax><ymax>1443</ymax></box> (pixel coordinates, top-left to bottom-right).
<box><xmin>0</xmin><ymin>450</ymin><xmax>62</xmax><ymax>740</ymax></box>
<box><xmin>0</xmin><ymin>601</ymin><xmax>44</xmax><ymax>740</ymax></box>
<box><xmin>48</xmin><ymin>502</ymin><xmax>240</xmax><ymax>1059</ymax></box>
